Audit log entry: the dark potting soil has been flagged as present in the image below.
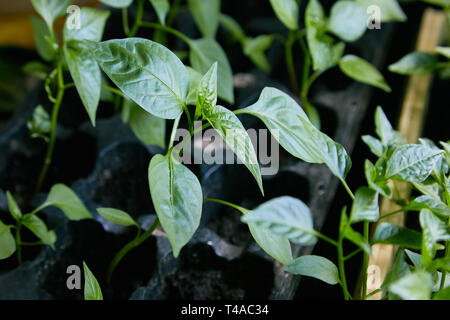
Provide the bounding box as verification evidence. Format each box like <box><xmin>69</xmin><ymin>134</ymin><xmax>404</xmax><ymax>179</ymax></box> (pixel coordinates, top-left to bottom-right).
<box><xmin>164</xmin><ymin>243</ymin><xmax>274</xmax><ymax>300</ymax></box>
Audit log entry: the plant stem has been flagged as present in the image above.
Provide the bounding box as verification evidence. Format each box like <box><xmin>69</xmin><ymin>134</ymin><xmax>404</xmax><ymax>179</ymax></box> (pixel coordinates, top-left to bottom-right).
<box><xmin>15</xmin><ymin>223</ymin><xmax>22</xmax><ymax>265</ymax></box>
<box><xmin>101</xmin><ymin>84</ymin><xmax>127</xmax><ymax>99</ymax></box>
<box><xmin>36</xmin><ymin>54</ymin><xmax>65</xmax><ymax>192</ymax></box>
<box><xmin>379</xmin><ymin>208</ymin><xmax>406</xmax><ymax>220</ymax></box>
<box><xmin>337</xmin><ymin>219</ymin><xmax>351</xmax><ymax>300</ymax></box>
<box><xmin>341</xmin><ymin>180</ymin><xmax>355</xmax><ymax>201</ymax></box>
<box><xmin>204</xmin><ymin>198</ymin><xmax>249</xmax><ymax>214</ymax></box>
<box><xmin>285</xmin><ymin>30</ymin><xmax>299</xmax><ymax>95</ymax></box>
<box><xmin>107</xmin><ymin>218</ymin><xmax>160</xmax><ymax>284</ymax></box>
<box><xmin>128</xmin><ymin>0</ymin><xmax>145</xmax><ymax>37</ymax></box>
<box><xmin>439</xmin><ymin>241</ymin><xmax>450</xmax><ymax>290</ymax></box>
<box><xmin>139</xmin><ymin>21</ymin><xmax>192</xmax><ymax>46</ymax></box>
<box><xmin>122</xmin><ymin>7</ymin><xmax>130</xmax><ymax>36</ymax></box>
<box><xmin>344</xmin><ymin>248</ymin><xmax>362</xmax><ymax>261</ymax></box>
<box><xmin>361</xmin><ymin>221</ymin><xmax>369</xmax><ymax>300</ymax></box>
<box><xmin>168</xmin><ymin>115</ymin><xmax>181</xmax><ymax>150</ymax></box>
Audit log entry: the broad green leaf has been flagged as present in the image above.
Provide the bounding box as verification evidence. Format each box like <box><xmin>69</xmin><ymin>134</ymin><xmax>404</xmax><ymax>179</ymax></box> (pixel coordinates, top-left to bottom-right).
<box><xmin>31</xmin><ymin>0</ymin><xmax>73</xmax><ymax>29</ymax></box>
<box><xmin>382</xmin><ymin>250</ymin><xmax>410</xmax><ymax>289</ymax></box>
<box><xmin>389</xmin><ymin>270</ymin><xmax>433</xmax><ymax>300</ymax></box>
<box><xmin>97</xmin><ymin>208</ymin><xmax>138</xmax><ymax>227</ymax></box>
<box><xmin>340</xmin><ymin>209</ymin><xmax>371</xmax><ymax>255</ymax></box>
<box><xmin>306</xmin><ymin>0</ymin><xmax>345</xmax><ymax>71</ymax></box>
<box><xmin>418</xmin><ymin>138</ymin><xmax>448</xmax><ymax>183</ymax></box>
<box><xmin>242</xmin><ymin>35</ymin><xmax>274</xmax><ymax>72</ymax></box>
<box><xmin>362</xmin><ymin>135</ymin><xmax>383</xmax><ymax>157</ymax></box>
<box><xmin>99</xmin><ymin>0</ymin><xmax>133</xmax><ymax>8</ymax></box>
<box><xmin>149</xmin><ymin>0</ymin><xmax>170</xmax><ymax>25</ymax></box>
<box><xmin>6</xmin><ymin>191</ymin><xmax>22</xmax><ymax>221</ymax></box>
<box><xmin>412</xmin><ymin>179</ymin><xmax>441</xmax><ymax>201</ymax></box>
<box><xmin>385</xmin><ymin>144</ymin><xmax>444</xmax><ymax>182</ymax></box>
<box><xmin>349</xmin><ymin>187</ymin><xmax>379</xmax><ymax>223</ymax></box>
<box><xmin>436</xmin><ymin>46</ymin><xmax>450</xmax><ymax>59</ymax></box>
<box><xmin>203</xmin><ymin>104</ymin><xmax>263</xmax><ymax>194</ymax></box>
<box><xmin>269</xmin><ymin>0</ymin><xmax>299</xmax><ymax>30</ymax></box>
<box><xmin>187</xmin><ymin>0</ymin><xmax>220</xmax><ymax>38</ymax></box>
<box><xmin>434</xmin><ymin>286</ymin><xmax>450</xmax><ymax>300</ymax></box>
<box><xmin>328</xmin><ymin>1</ymin><xmax>367</xmax><ymax>42</ymax></box>
<box><xmin>21</xmin><ymin>214</ymin><xmax>56</xmax><ymax>248</ymax></box>
<box><xmin>420</xmin><ymin>209</ymin><xmax>450</xmax><ymax>266</ymax></box>
<box><xmin>43</xmin><ymin>184</ymin><xmax>92</xmax><ymax>220</ymax></box>
<box><xmin>388</xmin><ymin>52</ymin><xmax>438</xmax><ymax>75</ymax></box>
<box><xmin>148</xmin><ymin>154</ymin><xmax>203</xmax><ymax>257</ymax></box>
<box><xmin>339</xmin><ymin>55</ymin><xmax>391</xmax><ymax>92</ymax></box>
<box><xmin>440</xmin><ymin>141</ymin><xmax>450</xmax><ymax>166</ymax></box>
<box><xmin>31</xmin><ymin>16</ymin><xmax>57</xmax><ymax>61</ymax></box>
<box><xmin>186</xmin><ymin>66</ymin><xmax>203</xmax><ymax>105</ymax></box>
<box><xmin>405</xmin><ymin>249</ymin><xmax>421</xmax><ymax>268</ymax></box>
<box><xmin>83</xmin><ymin>262</ymin><xmax>103</xmax><ymax>300</ymax></box>
<box><xmin>196</xmin><ymin>62</ymin><xmax>218</xmax><ymax>119</ymax></box>
<box><xmin>92</xmin><ymin>38</ymin><xmax>189</xmax><ymax>119</ymax></box>
<box><xmin>432</xmin><ymin>257</ymin><xmax>450</xmax><ymax>273</ymax></box>
<box><xmin>237</xmin><ymin>88</ymin><xmax>351</xmax><ymax>182</ymax></box>
<box><xmin>124</xmin><ymin>99</ymin><xmax>166</xmax><ymax>148</ymax></box>
<box><xmin>63</xmin><ymin>7</ymin><xmax>110</xmax><ymax>42</ymax></box>
<box><xmin>241</xmin><ymin>196</ymin><xmax>318</xmax><ymax>246</ymax></box>
<box><xmin>374</xmin><ymin>106</ymin><xmax>406</xmax><ymax>147</ymax></box>
<box><xmin>356</xmin><ymin>0</ymin><xmax>406</xmax><ymax>22</ymax></box>
<box><xmin>372</xmin><ymin>222</ymin><xmax>422</xmax><ymax>249</ymax></box>
<box><xmin>364</xmin><ymin>160</ymin><xmax>392</xmax><ymax>198</ymax></box>
<box><xmin>64</xmin><ymin>41</ymin><xmax>101</xmax><ymax>126</ymax></box>
<box><xmin>219</xmin><ymin>14</ymin><xmax>246</xmax><ymax>42</ymax></box>
<box><xmin>407</xmin><ymin>195</ymin><xmax>450</xmax><ymax>217</ymax></box>
<box><xmin>189</xmin><ymin>38</ymin><xmax>234</xmax><ymax>104</ymax></box>
<box><xmin>22</xmin><ymin>61</ymin><xmax>50</xmax><ymax>79</ymax></box>
<box><xmin>0</xmin><ymin>219</ymin><xmax>16</xmax><ymax>260</ymax></box>
<box><xmin>285</xmin><ymin>255</ymin><xmax>339</xmax><ymax>285</ymax></box>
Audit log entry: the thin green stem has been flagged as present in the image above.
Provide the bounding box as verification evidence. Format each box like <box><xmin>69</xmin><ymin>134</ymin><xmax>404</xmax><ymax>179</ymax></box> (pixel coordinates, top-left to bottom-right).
<box><xmin>379</xmin><ymin>208</ymin><xmax>406</xmax><ymax>220</ymax></box>
<box><xmin>168</xmin><ymin>116</ymin><xmax>182</xmax><ymax>150</ymax></box>
<box><xmin>366</xmin><ymin>288</ymin><xmax>382</xmax><ymax>298</ymax></box>
<box><xmin>107</xmin><ymin>218</ymin><xmax>160</xmax><ymax>284</ymax></box>
<box><xmin>36</xmin><ymin>53</ymin><xmax>65</xmax><ymax>192</ymax></box>
<box><xmin>361</xmin><ymin>221</ymin><xmax>369</xmax><ymax>300</ymax></box>
<box><xmin>285</xmin><ymin>30</ymin><xmax>299</xmax><ymax>95</ymax></box>
<box><xmin>139</xmin><ymin>21</ymin><xmax>192</xmax><ymax>46</ymax></box>
<box><xmin>344</xmin><ymin>248</ymin><xmax>362</xmax><ymax>261</ymax></box>
<box><xmin>122</xmin><ymin>7</ymin><xmax>130</xmax><ymax>36</ymax></box>
<box><xmin>128</xmin><ymin>0</ymin><xmax>145</xmax><ymax>37</ymax></box>
<box><xmin>101</xmin><ymin>84</ymin><xmax>126</xmax><ymax>99</ymax></box>
<box><xmin>204</xmin><ymin>198</ymin><xmax>249</xmax><ymax>214</ymax></box>
<box><xmin>337</xmin><ymin>227</ymin><xmax>351</xmax><ymax>300</ymax></box>
<box><xmin>15</xmin><ymin>223</ymin><xmax>22</xmax><ymax>265</ymax></box>
<box><xmin>439</xmin><ymin>241</ymin><xmax>450</xmax><ymax>290</ymax></box>
<box><xmin>341</xmin><ymin>180</ymin><xmax>355</xmax><ymax>201</ymax></box>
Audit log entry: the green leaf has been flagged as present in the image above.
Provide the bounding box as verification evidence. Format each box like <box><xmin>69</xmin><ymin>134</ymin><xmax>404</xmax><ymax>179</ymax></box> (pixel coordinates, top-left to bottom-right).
<box><xmin>63</xmin><ymin>7</ymin><xmax>110</xmax><ymax>42</ymax></box>
<box><xmin>196</xmin><ymin>62</ymin><xmax>218</xmax><ymax>119</ymax></box>
<box><xmin>242</xmin><ymin>35</ymin><xmax>274</xmax><ymax>72</ymax></box>
<box><xmin>436</xmin><ymin>46</ymin><xmax>450</xmax><ymax>59</ymax></box>
<box><xmin>22</xmin><ymin>61</ymin><xmax>50</xmax><ymax>79</ymax></box>
<box><xmin>187</xmin><ymin>0</ymin><xmax>220</xmax><ymax>38</ymax></box>
<box><xmin>285</xmin><ymin>255</ymin><xmax>339</xmax><ymax>285</ymax></box>
<box><xmin>241</xmin><ymin>196</ymin><xmax>318</xmax><ymax>246</ymax></box>
<box><xmin>269</xmin><ymin>0</ymin><xmax>299</xmax><ymax>30</ymax></box>
<box><xmin>328</xmin><ymin>1</ymin><xmax>367</xmax><ymax>42</ymax></box>
<box><xmin>372</xmin><ymin>222</ymin><xmax>422</xmax><ymax>249</ymax></box>
<box><xmin>186</xmin><ymin>66</ymin><xmax>203</xmax><ymax>105</ymax></box>
<box><xmin>364</xmin><ymin>159</ymin><xmax>392</xmax><ymax>198</ymax></box>
<box><xmin>64</xmin><ymin>41</ymin><xmax>101</xmax><ymax>126</ymax></box>
<box><xmin>374</xmin><ymin>106</ymin><xmax>406</xmax><ymax>147</ymax></box>
<box><xmin>388</xmin><ymin>52</ymin><xmax>438</xmax><ymax>75</ymax></box>
<box><xmin>125</xmin><ymin>99</ymin><xmax>166</xmax><ymax>148</ymax></box>
<box><xmin>407</xmin><ymin>195</ymin><xmax>450</xmax><ymax>217</ymax></box>
<box><xmin>43</xmin><ymin>184</ymin><xmax>92</xmax><ymax>220</ymax></box>
<box><xmin>432</xmin><ymin>257</ymin><xmax>450</xmax><ymax>273</ymax></box>
<box><xmin>99</xmin><ymin>0</ymin><xmax>133</xmax><ymax>8</ymax></box>
<box><xmin>362</xmin><ymin>135</ymin><xmax>383</xmax><ymax>157</ymax></box>
<box><xmin>189</xmin><ymin>38</ymin><xmax>234</xmax><ymax>104</ymax></box>
<box><xmin>31</xmin><ymin>16</ymin><xmax>57</xmax><ymax>61</ymax></box>
<box><xmin>306</xmin><ymin>0</ymin><xmax>345</xmax><ymax>71</ymax></box>
<box><xmin>344</xmin><ymin>224</ymin><xmax>372</xmax><ymax>255</ymax></box>
<box><xmin>433</xmin><ymin>286</ymin><xmax>450</xmax><ymax>300</ymax></box>
<box><xmin>0</xmin><ymin>219</ymin><xmax>16</xmax><ymax>260</ymax></box>
<box><xmin>83</xmin><ymin>262</ymin><xmax>103</xmax><ymax>300</ymax></box>
<box><xmin>382</xmin><ymin>250</ymin><xmax>410</xmax><ymax>290</ymax></box>
<box><xmin>92</xmin><ymin>38</ymin><xmax>189</xmax><ymax>119</ymax></box>
<box><xmin>21</xmin><ymin>214</ymin><xmax>56</xmax><ymax>249</ymax></box>
<box><xmin>385</xmin><ymin>144</ymin><xmax>444</xmax><ymax>182</ymax></box>
<box><xmin>389</xmin><ymin>270</ymin><xmax>433</xmax><ymax>300</ymax></box>
<box><xmin>203</xmin><ymin>104</ymin><xmax>263</xmax><ymax>194</ymax></box>
<box><xmin>350</xmin><ymin>187</ymin><xmax>379</xmax><ymax>223</ymax></box>
<box><xmin>31</xmin><ymin>0</ymin><xmax>73</xmax><ymax>30</ymax></box>
<box><xmin>97</xmin><ymin>208</ymin><xmax>138</xmax><ymax>227</ymax></box>
<box><xmin>356</xmin><ymin>0</ymin><xmax>406</xmax><ymax>22</ymax></box>
<box><xmin>149</xmin><ymin>0</ymin><xmax>170</xmax><ymax>25</ymax></box>
<box><xmin>412</xmin><ymin>178</ymin><xmax>441</xmax><ymax>201</ymax></box>
<box><xmin>219</xmin><ymin>14</ymin><xmax>246</xmax><ymax>42</ymax></box>
<box><xmin>148</xmin><ymin>154</ymin><xmax>203</xmax><ymax>257</ymax></box>
<box><xmin>6</xmin><ymin>191</ymin><xmax>22</xmax><ymax>221</ymax></box>
<box><xmin>420</xmin><ymin>209</ymin><xmax>450</xmax><ymax>266</ymax></box>
<box><xmin>237</xmin><ymin>88</ymin><xmax>351</xmax><ymax>182</ymax></box>
<box><xmin>405</xmin><ymin>249</ymin><xmax>422</xmax><ymax>268</ymax></box>
<box><xmin>421</xmin><ymin>0</ymin><xmax>450</xmax><ymax>6</ymax></box>
<box><xmin>339</xmin><ymin>55</ymin><xmax>391</xmax><ymax>92</ymax></box>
